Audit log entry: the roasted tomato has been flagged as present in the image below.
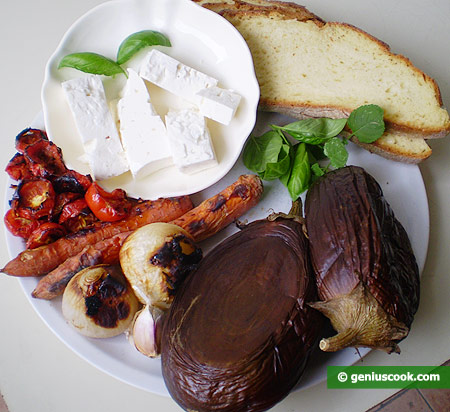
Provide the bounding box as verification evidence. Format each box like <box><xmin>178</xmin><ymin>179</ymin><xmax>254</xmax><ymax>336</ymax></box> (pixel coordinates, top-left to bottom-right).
<box><xmin>58</xmin><ymin>198</ymin><xmax>90</xmax><ymax>225</ymax></box>
<box><xmin>85</xmin><ymin>182</ymin><xmax>130</xmax><ymax>222</ymax></box>
<box><xmin>15</xmin><ymin>128</ymin><xmax>48</xmax><ymax>154</ymax></box>
<box><xmin>58</xmin><ymin>198</ymin><xmax>98</xmax><ymax>232</ymax></box>
<box><xmin>52</xmin><ymin>169</ymin><xmax>92</xmax><ymax>194</ymax></box>
<box><xmin>13</xmin><ymin>178</ymin><xmax>55</xmax><ymax>220</ymax></box>
<box><xmin>62</xmin><ymin>210</ymin><xmax>98</xmax><ymax>233</ymax></box>
<box><xmin>4</xmin><ymin>208</ymin><xmax>40</xmax><ymax>239</ymax></box>
<box><xmin>26</xmin><ymin>222</ymin><xmax>66</xmax><ymax>249</ymax></box>
<box><xmin>24</xmin><ymin>139</ymin><xmax>67</xmax><ymax>178</ymax></box>
<box><xmin>5</xmin><ymin>153</ymin><xmax>33</xmax><ymax>181</ymax></box>
<box><xmin>53</xmin><ymin>192</ymin><xmax>83</xmax><ymax>217</ymax></box>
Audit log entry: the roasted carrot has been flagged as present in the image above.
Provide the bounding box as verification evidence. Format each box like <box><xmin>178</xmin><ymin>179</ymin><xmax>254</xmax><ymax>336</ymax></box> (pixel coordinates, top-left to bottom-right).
<box><xmin>31</xmin><ymin>232</ymin><xmax>131</xmax><ymax>300</ymax></box>
<box><xmin>31</xmin><ymin>175</ymin><xmax>263</xmax><ymax>299</ymax></box>
<box><xmin>173</xmin><ymin>174</ymin><xmax>264</xmax><ymax>242</ymax></box>
<box><xmin>2</xmin><ymin>196</ymin><xmax>193</xmax><ymax>277</ymax></box>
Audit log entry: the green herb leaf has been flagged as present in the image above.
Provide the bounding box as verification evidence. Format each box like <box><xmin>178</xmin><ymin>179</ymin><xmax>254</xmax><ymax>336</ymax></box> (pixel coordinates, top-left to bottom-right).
<box><xmin>311</xmin><ymin>162</ymin><xmax>325</xmax><ymax>177</ymax></box>
<box><xmin>58</xmin><ymin>52</ymin><xmax>126</xmax><ymax>76</ymax></box>
<box><xmin>275</xmin><ymin>118</ymin><xmax>347</xmax><ymax>144</ymax></box>
<box><xmin>323</xmin><ymin>137</ymin><xmax>349</xmax><ymax>169</ymax></box>
<box><xmin>347</xmin><ymin>104</ymin><xmax>385</xmax><ymax>143</ymax></box>
<box><xmin>286</xmin><ymin>143</ymin><xmax>311</xmax><ymax>200</ymax></box>
<box><xmin>262</xmin><ymin>144</ymin><xmax>291</xmax><ymax>180</ymax></box>
<box><xmin>117</xmin><ymin>30</ymin><xmax>171</xmax><ymax>65</ymax></box>
<box><xmin>243</xmin><ymin>131</ymin><xmax>284</xmax><ymax>174</ymax></box>
<box><xmin>279</xmin><ymin>146</ymin><xmax>295</xmax><ymax>187</ymax></box>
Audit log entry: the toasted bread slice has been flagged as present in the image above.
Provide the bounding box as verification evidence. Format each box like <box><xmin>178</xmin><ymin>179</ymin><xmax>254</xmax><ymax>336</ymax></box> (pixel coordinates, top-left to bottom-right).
<box><xmin>196</xmin><ymin>0</ymin><xmax>449</xmax><ymax>162</ymax></box>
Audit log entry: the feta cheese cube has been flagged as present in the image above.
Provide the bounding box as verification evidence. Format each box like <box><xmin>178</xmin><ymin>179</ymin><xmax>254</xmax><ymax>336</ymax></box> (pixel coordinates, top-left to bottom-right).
<box><xmin>165</xmin><ymin>109</ymin><xmax>217</xmax><ymax>174</ymax></box>
<box><xmin>196</xmin><ymin>86</ymin><xmax>241</xmax><ymax>125</ymax></box>
<box><xmin>61</xmin><ymin>75</ymin><xmax>129</xmax><ymax>180</ymax></box>
<box><xmin>139</xmin><ymin>49</ymin><xmax>218</xmax><ymax>104</ymax></box>
<box><xmin>117</xmin><ymin>69</ymin><xmax>172</xmax><ymax>179</ymax></box>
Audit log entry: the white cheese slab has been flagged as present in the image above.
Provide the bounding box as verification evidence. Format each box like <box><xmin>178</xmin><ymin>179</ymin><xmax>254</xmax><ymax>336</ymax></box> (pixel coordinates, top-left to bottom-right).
<box><xmin>196</xmin><ymin>86</ymin><xmax>241</xmax><ymax>125</ymax></box>
<box><xmin>117</xmin><ymin>69</ymin><xmax>172</xmax><ymax>179</ymax></box>
<box><xmin>165</xmin><ymin>109</ymin><xmax>217</xmax><ymax>174</ymax></box>
<box><xmin>139</xmin><ymin>49</ymin><xmax>218</xmax><ymax>104</ymax></box>
<box><xmin>61</xmin><ymin>75</ymin><xmax>129</xmax><ymax>180</ymax></box>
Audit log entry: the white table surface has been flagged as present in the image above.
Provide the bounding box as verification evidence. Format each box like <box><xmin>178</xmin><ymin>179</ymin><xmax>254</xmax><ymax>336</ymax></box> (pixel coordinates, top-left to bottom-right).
<box><xmin>0</xmin><ymin>1</ymin><xmax>449</xmax><ymax>411</ymax></box>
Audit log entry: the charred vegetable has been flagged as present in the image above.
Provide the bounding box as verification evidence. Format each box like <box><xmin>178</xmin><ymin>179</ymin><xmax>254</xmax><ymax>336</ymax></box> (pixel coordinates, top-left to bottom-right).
<box><xmin>62</xmin><ymin>264</ymin><xmax>140</xmax><ymax>338</ymax></box>
<box><xmin>161</xmin><ymin>210</ymin><xmax>322</xmax><ymax>412</ymax></box>
<box><xmin>305</xmin><ymin>166</ymin><xmax>420</xmax><ymax>353</ymax></box>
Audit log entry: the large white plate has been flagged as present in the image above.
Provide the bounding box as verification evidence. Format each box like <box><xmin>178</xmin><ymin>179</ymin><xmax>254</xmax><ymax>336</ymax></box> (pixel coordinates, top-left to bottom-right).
<box><xmin>41</xmin><ymin>0</ymin><xmax>259</xmax><ymax>200</ymax></box>
<box><xmin>4</xmin><ymin>110</ymin><xmax>429</xmax><ymax>396</ymax></box>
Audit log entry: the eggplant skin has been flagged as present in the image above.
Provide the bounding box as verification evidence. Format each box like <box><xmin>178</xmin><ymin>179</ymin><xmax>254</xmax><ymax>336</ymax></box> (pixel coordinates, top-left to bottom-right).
<box><xmin>305</xmin><ymin>166</ymin><xmax>419</xmax><ymax>331</ymax></box>
<box><xmin>161</xmin><ymin>218</ymin><xmax>322</xmax><ymax>412</ymax></box>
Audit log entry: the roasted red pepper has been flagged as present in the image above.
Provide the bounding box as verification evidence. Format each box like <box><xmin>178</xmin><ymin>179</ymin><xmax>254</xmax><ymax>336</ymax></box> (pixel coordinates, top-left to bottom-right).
<box><xmin>26</xmin><ymin>222</ymin><xmax>66</xmax><ymax>249</ymax></box>
<box><xmin>13</xmin><ymin>178</ymin><xmax>55</xmax><ymax>220</ymax></box>
<box><xmin>4</xmin><ymin>208</ymin><xmax>40</xmax><ymax>239</ymax></box>
<box><xmin>85</xmin><ymin>182</ymin><xmax>130</xmax><ymax>222</ymax></box>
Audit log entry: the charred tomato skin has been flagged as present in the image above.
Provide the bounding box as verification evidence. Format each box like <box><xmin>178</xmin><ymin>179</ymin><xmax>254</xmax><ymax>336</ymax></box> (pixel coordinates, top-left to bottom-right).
<box><xmin>26</xmin><ymin>222</ymin><xmax>66</xmax><ymax>249</ymax></box>
<box><xmin>161</xmin><ymin>217</ymin><xmax>322</xmax><ymax>412</ymax></box>
<box><xmin>13</xmin><ymin>177</ymin><xmax>56</xmax><ymax>221</ymax></box>
<box><xmin>85</xmin><ymin>182</ymin><xmax>130</xmax><ymax>222</ymax></box>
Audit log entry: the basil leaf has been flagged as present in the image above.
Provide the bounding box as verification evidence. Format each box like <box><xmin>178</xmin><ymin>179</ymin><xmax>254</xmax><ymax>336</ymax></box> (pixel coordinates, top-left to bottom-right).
<box><xmin>279</xmin><ymin>145</ymin><xmax>295</xmax><ymax>187</ymax></box>
<box><xmin>276</xmin><ymin>118</ymin><xmax>347</xmax><ymax>143</ymax></box>
<box><xmin>262</xmin><ymin>144</ymin><xmax>291</xmax><ymax>180</ymax></box>
<box><xmin>324</xmin><ymin>137</ymin><xmax>348</xmax><ymax>169</ymax></box>
<box><xmin>243</xmin><ymin>131</ymin><xmax>283</xmax><ymax>174</ymax></box>
<box><xmin>58</xmin><ymin>52</ymin><xmax>126</xmax><ymax>76</ymax></box>
<box><xmin>347</xmin><ymin>104</ymin><xmax>385</xmax><ymax>143</ymax></box>
<box><xmin>287</xmin><ymin>143</ymin><xmax>311</xmax><ymax>200</ymax></box>
<box><xmin>311</xmin><ymin>162</ymin><xmax>325</xmax><ymax>177</ymax></box>
<box><xmin>117</xmin><ymin>30</ymin><xmax>171</xmax><ymax>64</ymax></box>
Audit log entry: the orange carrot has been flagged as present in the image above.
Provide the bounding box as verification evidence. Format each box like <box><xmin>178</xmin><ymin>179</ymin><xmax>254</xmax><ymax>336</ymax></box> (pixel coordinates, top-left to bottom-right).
<box><xmin>2</xmin><ymin>196</ymin><xmax>193</xmax><ymax>277</ymax></box>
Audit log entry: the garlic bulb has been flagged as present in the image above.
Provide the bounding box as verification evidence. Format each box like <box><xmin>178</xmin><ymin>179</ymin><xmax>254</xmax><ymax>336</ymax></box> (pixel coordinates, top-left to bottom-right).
<box><xmin>119</xmin><ymin>222</ymin><xmax>202</xmax><ymax>309</ymax></box>
<box><xmin>62</xmin><ymin>264</ymin><xmax>140</xmax><ymax>338</ymax></box>
<box><xmin>128</xmin><ymin>305</ymin><xmax>164</xmax><ymax>358</ymax></box>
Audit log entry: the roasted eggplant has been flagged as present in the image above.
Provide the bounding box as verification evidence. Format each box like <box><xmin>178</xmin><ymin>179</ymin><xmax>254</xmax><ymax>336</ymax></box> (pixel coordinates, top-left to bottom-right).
<box><xmin>305</xmin><ymin>166</ymin><xmax>420</xmax><ymax>353</ymax></box>
<box><xmin>161</xmin><ymin>212</ymin><xmax>322</xmax><ymax>412</ymax></box>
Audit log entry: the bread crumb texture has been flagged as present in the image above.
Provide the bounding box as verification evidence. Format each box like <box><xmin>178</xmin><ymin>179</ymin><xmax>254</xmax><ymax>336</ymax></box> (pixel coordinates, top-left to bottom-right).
<box><xmin>230</xmin><ymin>15</ymin><xmax>450</xmax><ymax>134</ymax></box>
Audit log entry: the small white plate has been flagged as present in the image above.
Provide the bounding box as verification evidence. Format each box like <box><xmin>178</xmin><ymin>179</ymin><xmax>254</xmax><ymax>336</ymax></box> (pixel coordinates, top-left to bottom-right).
<box><xmin>41</xmin><ymin>0</ymin><xmax>259</xmax><ymax>199</ymax></box>
<box><xmin>5</xmin><ymin>111</ymin><xmax>429</xmax><ymax>396</ymax></box>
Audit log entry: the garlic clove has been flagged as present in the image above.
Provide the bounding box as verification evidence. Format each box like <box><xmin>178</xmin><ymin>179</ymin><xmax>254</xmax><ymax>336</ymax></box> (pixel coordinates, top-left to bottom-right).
<box><xmin>129</xmin><ymin>305</ymin><xmax>164</xmax><ymax>358</ymax></box>
<box><xmin>62</xmin><ymin>264</ymin><xmax>141</xmax><ymax>338</ymax></box>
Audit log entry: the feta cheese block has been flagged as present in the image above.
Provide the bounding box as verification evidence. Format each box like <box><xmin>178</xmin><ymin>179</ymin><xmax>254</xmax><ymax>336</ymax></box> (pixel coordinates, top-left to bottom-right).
<box><xmin>61</xmin><ymin>75</ymin><xmax>129</xmax><ymax>180</ymax></box>
<box><xmin>117</xmin><ymin>69</ymin><xmax>172</xmax><ymax>179</ymax></box>
<box><xmin>196</xmin><ymin>86</ymin><xmax>242</xmax><ymax>125</ymax></box>
<box><xmin>139</xmin><ymin>49</ymin><xmax>218</xmax><ymax>104</ymax></box>
<box><xmin>165</xmin><ymin>109</ymin><xmax>217</xmax><ymax>174</ymax></box>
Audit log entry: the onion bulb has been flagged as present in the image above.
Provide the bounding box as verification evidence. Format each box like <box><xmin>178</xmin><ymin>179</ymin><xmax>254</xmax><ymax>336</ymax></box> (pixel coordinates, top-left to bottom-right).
<box><xmin>119</xmin><ymin>222</ymin><xmax>202</xmax><ymax>309</ymax></box>
<box><xmin>62</xmin><ymin>264</ymin><xmax>140</xmax><ymax>338</ymax></box>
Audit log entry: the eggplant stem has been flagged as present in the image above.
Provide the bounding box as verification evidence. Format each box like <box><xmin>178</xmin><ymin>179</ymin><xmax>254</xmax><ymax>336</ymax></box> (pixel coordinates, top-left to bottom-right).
<box><xmin>268</xmin><ymin>200</ymin><xmax>304</xmax><ymax>223</ymax></box>
<box><xmin>309</xmin><ymin>282</ymin><xmax>409</xmax><ymax>354</ymax></box>
<box><xmin>319</xmin><ymin>328</ymin><xmax>359</xmax><ymax>352</ymax></box>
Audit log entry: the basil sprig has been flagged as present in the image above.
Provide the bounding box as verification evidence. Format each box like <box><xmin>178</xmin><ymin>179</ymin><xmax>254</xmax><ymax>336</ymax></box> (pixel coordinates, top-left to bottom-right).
<box><xmin>58</xmin><ymin>30</ymin><xmax>171</xmax><ymax>76</ymax></box>
<box><xmin>117</xmin><ymin>30</ymin><xmax>171</xmax><ymax>65</ymax></box>
<box><xmin>243</xmin><ymin>104</ymin><xmax>385</xmax><ymax>200</ymax></box>
<box><xmin>58</xmin><ymin>52</ymin><xmax>126</xmax><ymax>76</ymax></box>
